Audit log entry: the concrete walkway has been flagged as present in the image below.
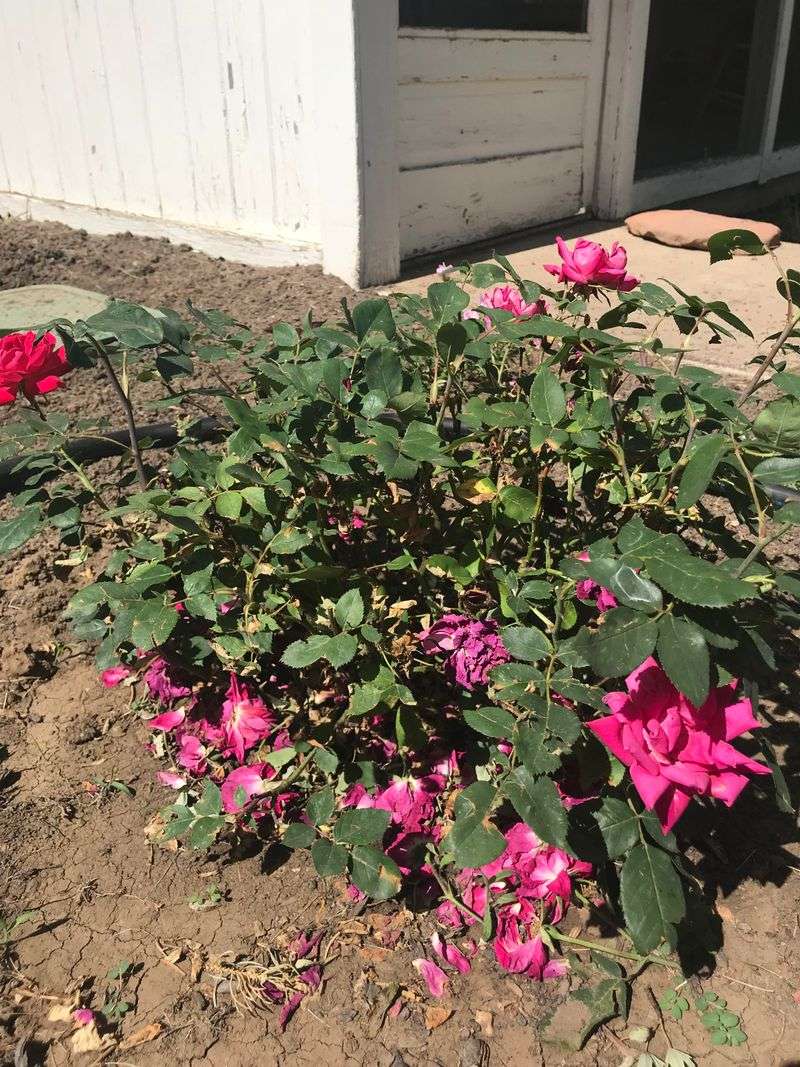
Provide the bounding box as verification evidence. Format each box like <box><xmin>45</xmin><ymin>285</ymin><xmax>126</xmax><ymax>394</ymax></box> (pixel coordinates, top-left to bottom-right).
<box><xmin>384</xmin><ymin>220</ymin><xmax>800</xmax><ymax>380</ymax></box>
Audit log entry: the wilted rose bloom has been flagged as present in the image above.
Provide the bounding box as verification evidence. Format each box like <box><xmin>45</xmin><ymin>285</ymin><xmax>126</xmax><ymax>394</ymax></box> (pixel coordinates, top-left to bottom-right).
<box><xmin>220</xmin><ymin>674</ymin><xmax>275</xmax><ymax>762</ymax></box>
<box><xmin>430</xmin><ymin>932</ymin><xmax>471</xmax><ymax>974</ymax></box>
<box><xmin>100</xmin><ymin>665</ymin><xmax>131</xmax><ymax>688</ymax></box>
<box><xmin>144</xmin><ymin>658</ymin><xmax>193</xmax><ymax>706</ymax></box>
<box><xmin>463</xmin><ymin>284</ymin><xmax>547</xmax><ymax>328</ymax></box>
<box><xmin>493</xmin><ymin>919</ymin><xmax>566</xmax><ymax>980</ymax></box>
<box><xmin>544</xmin><ymin>237</ymin><xmax>639</xmax><ymax>292</ymax></box>
<box><xmin>436</xmin><ymin>262</ymin><xmax>454</xmax><ymax>275</ymax></box>
<box><xmin>0</xmin><ymin>330</ymin><xmax>70</xmax><ymax>406</ymax></box>
<box><xmin>156</xmin><ymin>770</ymin><xmax>187</xmax><ymax>790</ymax></box>
<box><xmin>221</xmin><ymin>762</ymin><xmax>269</xmax><ymax>813</ymax></box>
<box><xmin>372</xmin><ymin>774</ymin><xmax>446</xmax><ymax>832</ymax></box>
<box><xmin>575</xmin><ymin>551</ymin><xmax>618</xmax><ymax>612</ymax></box>
<box><xmin>413</xmin><ymin>957</ymin><xmax>449</xmax><ymax>997</ymax></box>
<box><xmin>588</xmin><ymin>657</ymin><xmax>770</xmax><ymax>831</ymax></box>
<box><xmin>418</xmin><ymin>614</ymin><xmax>510</xmax><ymax>691</ymax></box>
<box><xmin>177</xmin><ymin>734</ymin><xmax>208</xmax><ymax>775</ymax></box>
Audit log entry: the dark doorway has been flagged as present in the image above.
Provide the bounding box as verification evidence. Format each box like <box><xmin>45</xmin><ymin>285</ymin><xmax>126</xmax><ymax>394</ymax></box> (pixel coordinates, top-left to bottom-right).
<box><xmin>635</xmin><ymin>0</ymin><xmax>761</xmax><ymax>177</ymax></box>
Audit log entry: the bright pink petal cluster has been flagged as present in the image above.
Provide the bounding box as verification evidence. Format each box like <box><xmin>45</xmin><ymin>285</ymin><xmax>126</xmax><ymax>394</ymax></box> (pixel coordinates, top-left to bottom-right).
<box><xmin>0</xmin><ymin>330</ymin><xmax>70</xmax><ymax>406</ymax></box>
<box><xmin>464</xmin><ymin>284</ymin><xmax>547</xmax><ymax>328</ymax></box>
<box><xmin>575</xmin><ymin>551</ymin><xmax>618</xmax><ymax>612</ymax></box>
<box><xmin>588</xmin><ymin>658</ymin><xmax>770</xmax><ymax>832</ymax></box>
<box><xmin>544</xmin><ymin>237</ymin><xmax>639</xmax><ymax>292</ymax></box>
<box><xmin>418</xmin><ymin>614</ymin><xmax>510</xmax><ymax>691</ymax></box>
<box><xmin>437</xmin><ymin>821</ymin><xmax>590</xmax><ymax>980</ymax></box>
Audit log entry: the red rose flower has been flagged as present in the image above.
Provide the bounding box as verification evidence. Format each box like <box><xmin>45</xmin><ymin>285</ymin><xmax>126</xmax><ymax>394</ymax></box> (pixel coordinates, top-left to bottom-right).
<box><xmin>0</xmin><ymin>330</ymin><xmax>70</xmax><ymax>405</ymax></box>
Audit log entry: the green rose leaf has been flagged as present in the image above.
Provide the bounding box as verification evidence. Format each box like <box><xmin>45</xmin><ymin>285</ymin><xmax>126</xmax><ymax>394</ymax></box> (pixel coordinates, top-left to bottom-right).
<box><xmin>448</xmin><ymin>782</ymin><xmax>505</xmax><ymax>869</ymax></box>
<box><xmin>503</xmin><ymin>768</ymin><xmax>568</xmax><ymax>848</ymax></box>
<box><xmin>593</xmin><ymin>797</ymin><xmax>641</xmax><ymax>859</ymax></box>
<box><xmin>349</xmin><ymin>845</ymin><xmax>402</xmax><ymax>901</ymax></box>
<box><xmin>283</xmin><ymin>822</ymin><xmax>317</xmax><ymax>849</ymax></box>
<box><xmin>620</xmin><ymin>842</ymin><xmax>685</xmax><ymax>953</ymax></box>
<box><xmin>464</xmin><ymin>705</ymin><xmax>516</xmax><ymax>739</ymax></box>
<box><xmin>676</xmin><ymin>434</ymin><xmax>729</xmax><ymax>509</ymax></box>
<box><xmin>311</xmin><ymin>838</ymin><xmax>349</xmax><ymax>877</ymax></box>
<box><xmin>333</xmin><ymin>807</ymin><xmax>391</xmax><ymax>845</ymax></box>
<box><xmin>501</xmin><ymin>624</ymin><xmax>551</xmax><ymax>663</ymax></box>
<box><xmin>657</xmin><ymin>615</ymin><xmax>710</xmax><ymax>707</ymax></box>
<box><xmin>576</xmin><ymin>608</ymin><xmax>658</xmax><ymax>677</ymax></box>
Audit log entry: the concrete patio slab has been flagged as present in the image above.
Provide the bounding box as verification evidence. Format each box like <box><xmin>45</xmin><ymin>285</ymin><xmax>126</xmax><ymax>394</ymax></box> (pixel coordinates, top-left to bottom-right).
<box><xmin>385</xmin><ymin>221</ymin><xmax>800</xmax><ymax>380</ymax></box>
<box><xmin>0</xmin><ymin>283</ymin><xmax>108</xmax><ymax>334</ymax></box>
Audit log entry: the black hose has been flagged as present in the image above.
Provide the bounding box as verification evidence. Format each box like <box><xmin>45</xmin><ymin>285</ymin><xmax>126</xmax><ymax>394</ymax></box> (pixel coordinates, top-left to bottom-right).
<box><xmin>0</xmin><ymin>417</ymin><xmax>223</xmax><ymax>496</ymax></box>
<box><xmin>1</xmin><ymin>415</ymin><xmax>798</xmax><ymax>512</ymax></box>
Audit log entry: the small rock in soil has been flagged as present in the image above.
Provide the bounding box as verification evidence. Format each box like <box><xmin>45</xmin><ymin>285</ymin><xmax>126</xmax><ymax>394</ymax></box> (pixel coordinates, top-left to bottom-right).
<box><xmin>459</xmin><ymin>1036</ymin><xmax>490</xmax><ymax>1067</ymax></box>
<box><xmin>67</xmin><ymin>721</ymin><xmax>99</xmax><ymax>745</ymax></box>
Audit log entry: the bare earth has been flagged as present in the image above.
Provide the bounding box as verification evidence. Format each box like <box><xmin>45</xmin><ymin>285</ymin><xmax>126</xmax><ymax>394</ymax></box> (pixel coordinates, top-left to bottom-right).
<box><xmin>1</xmin><ymin>217</ymin><xmax>799</xmax><ymax>1066</ymax></box>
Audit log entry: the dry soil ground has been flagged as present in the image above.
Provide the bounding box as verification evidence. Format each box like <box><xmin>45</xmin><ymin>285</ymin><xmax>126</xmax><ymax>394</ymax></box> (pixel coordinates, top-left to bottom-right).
<box><xmin>1</xmin><ymin>218</ymin><xmax>799</xmax><ymax>1067</ymax></box>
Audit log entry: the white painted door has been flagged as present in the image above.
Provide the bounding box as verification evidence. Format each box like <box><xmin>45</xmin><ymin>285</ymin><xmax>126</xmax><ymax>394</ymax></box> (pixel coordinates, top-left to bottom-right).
<box><xmin>396</xmin><ymin>1</ymin><xmax>610</xmax><ymax>259</ymax></box>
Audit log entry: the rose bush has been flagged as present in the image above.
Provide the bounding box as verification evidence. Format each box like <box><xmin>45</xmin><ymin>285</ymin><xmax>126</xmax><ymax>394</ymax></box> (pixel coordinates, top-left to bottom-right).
<box><xmin>1</xmin><ymin>229</ymin><xmax>799</xmax><ymax>1006</ymax></box>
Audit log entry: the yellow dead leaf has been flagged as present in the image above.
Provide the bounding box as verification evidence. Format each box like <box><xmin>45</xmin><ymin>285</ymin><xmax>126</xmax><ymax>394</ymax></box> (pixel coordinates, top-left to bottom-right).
<box><xmin>119</xmin><ymin>1022</ymin><xmax>164</xmax><ymax>1050</ymax></box>
<box><xmin>70</xmin><ymin>1021</ymin><xmax>114</xmax><ymax>1054</ymax></box>
<box><xmin>47</xmin><ymin>1003</ymin><xmax>74</xmax><ymax>1023</ymax></box>
<box><xmin>456</xmin><ymin>477</ymin><xmax>497</xmax><ymax>505</ymax></box>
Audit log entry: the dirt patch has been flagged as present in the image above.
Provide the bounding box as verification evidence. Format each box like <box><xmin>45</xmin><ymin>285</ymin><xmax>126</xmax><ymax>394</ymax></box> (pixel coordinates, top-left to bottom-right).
<box><xmin>1</xmin><ymin>220</ymin><xmax>800</xmax><ymax>1066</ymax></box>
<box><xmin>0</xmin><ymin>217</ymin><xmax>362</xmax><ymax>333</ymax></box>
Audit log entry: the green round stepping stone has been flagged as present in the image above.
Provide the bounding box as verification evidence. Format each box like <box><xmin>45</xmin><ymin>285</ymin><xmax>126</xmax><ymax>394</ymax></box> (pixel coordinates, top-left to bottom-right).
<box><xmin>0</xmin><ymin>284</ymin><xmax>109</xmax><ymax>335</ymax></box>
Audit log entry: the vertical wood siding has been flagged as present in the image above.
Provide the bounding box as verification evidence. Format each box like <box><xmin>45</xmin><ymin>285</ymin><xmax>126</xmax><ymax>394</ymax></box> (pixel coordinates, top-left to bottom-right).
<box><xmin>0</xmin><ymin>0</ymin><xmax>321</xmax><ymax>245</ymax></box>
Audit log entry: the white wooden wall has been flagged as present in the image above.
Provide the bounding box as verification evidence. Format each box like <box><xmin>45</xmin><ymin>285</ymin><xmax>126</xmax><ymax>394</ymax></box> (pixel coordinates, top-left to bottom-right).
<box><xmin>0</xmin><ymin>0</ymin><xmax>323</xmax><ymax>263</ymax></box>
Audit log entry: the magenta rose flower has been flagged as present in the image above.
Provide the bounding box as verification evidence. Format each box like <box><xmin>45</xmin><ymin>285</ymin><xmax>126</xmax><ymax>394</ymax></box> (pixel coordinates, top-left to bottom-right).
<box><xmin>587</xmin><ymin>657</ymin><xmax>770</xmax><ymax>832</ymax></box>
<box><xmin>463</xmin><ymin>284</ymin><xmax>547</xmax><ymax>328</ymax></box>
<box><xmin>544</xmin><ymin>237</ymin><xmax>639</xmax><ymax>292</ymax></box>
<box><xmin>0</xmin><ymin>330</ymin><xmax>70</xmax><ymax>406</ymax></box>
<box><xmin>418</xmin><ymin>614</ymin><xmax>510</xmax><ymax>690</ymax></box>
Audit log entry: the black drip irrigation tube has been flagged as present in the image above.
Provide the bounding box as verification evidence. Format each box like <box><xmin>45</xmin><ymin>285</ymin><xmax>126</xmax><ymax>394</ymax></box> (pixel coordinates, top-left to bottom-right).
<box><xmin>0</xmin><ymin>415</ymin><xmax>799</xmax><ymax>510</ymax></box>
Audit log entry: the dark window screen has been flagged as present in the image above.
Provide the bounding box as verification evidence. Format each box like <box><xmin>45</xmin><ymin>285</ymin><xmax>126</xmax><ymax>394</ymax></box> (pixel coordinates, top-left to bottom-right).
<box><xmin>399</xmin><ymin>0</ymin><xmax>587</xmax><ymax>33</ymax></box>
<box><xmin>776</xmin><ymin>3</ymin><xmax>800</xmax><ymax>148</ymax></box>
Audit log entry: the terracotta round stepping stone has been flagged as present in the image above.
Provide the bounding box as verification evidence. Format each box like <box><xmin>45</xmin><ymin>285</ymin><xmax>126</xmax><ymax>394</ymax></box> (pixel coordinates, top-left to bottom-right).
<box><xmin>625</xmin><ymin>209</ymin><xmax>781</xmax><ymax>251</ymax></box>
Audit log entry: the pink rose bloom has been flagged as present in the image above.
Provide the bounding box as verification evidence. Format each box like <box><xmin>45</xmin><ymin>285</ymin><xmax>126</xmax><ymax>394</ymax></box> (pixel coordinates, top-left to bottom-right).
<box><xmin>0</xmin><ymin>330</ymin><xmax>70</xmax><ymax>406</ymax></box>
<box><xmin>144</xmin><ymin>658</ymin><xmax>193</xmax><ymax>706</ymax></box>
<box><xmin>588</xmin><ymin>657</ymin><xmax>770</xmax><ymax>832</ymax></box>
<box><xmin>463</xmin><ymin>284</ymin><xmax>547</xmax><ymax>328</ymax></box>
<box><xmin>418</xmin><ymin>614</ymin><xmax>510</xmax><ymax>690</ymax></box>
<box><xmin>544</xmin><ymin>237</ymin><xmax>639</xmax><ymax>292</ymax></box>
<box><xmin>100</xmin><ymin>665</ymin><xmax>131</xmax><ymax>688</ymax></box>
<box><xmin>72</xmin><ymin>1008</ymin><xmax>95</xmax><ymax>1027</ymax></box>
<box><xmin>220</xmin><ymin>674</ymin><xmax>275</xmax><ymax>762</ymax></box>
<box><xmin>575</xmin><ymin>551</ymin><xmax>618</xmax><ymax>612</ymax></box>
<box><xmin>221</xmin><ymin>763</ymin><xmax>269</xmax><ymax>813</ymax></box>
